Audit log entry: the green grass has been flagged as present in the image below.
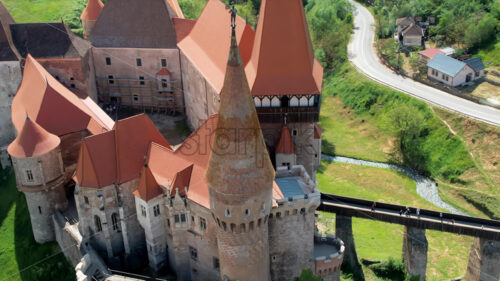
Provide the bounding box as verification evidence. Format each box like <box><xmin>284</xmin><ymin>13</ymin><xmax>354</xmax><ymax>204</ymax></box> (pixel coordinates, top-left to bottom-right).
<box><xmin>477</xmin><ymin>39</ymin><xmax>500</xmax><ymax>66</ymax></box>
<box><xmin>0</xmin><ymin>168</ymin><xmax>75</xmax><ymax>281</ymax></box>
<box><xmin>319</xmin><ymin>96</ymin><xmax>393</xmax><ymax>163</ymax></box>
<box><xmin>3</xmin><ymin>0</ymin><xmax>80</xmax><ymax>23</ymax></box>
<box><xmin>317</xmin><ymin>161</ymin><xmax>473</xmax><ymax>281</ymax></box>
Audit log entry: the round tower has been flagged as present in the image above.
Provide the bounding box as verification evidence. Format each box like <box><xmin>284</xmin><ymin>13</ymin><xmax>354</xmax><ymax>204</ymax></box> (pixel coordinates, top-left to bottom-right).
<box><xmin>8</xmin><ymin>117</ymin><xmax>67</xmax><ymax>243</ymax></box>
<box><xmin>205</xmin><ymin>23</ymin><xmax>275</xmax><ymax>281</ymax></box>
<box><xmin>80</xmin><ymin>0</ymin><xmax>104</xmax><ymax>39</ymax></box>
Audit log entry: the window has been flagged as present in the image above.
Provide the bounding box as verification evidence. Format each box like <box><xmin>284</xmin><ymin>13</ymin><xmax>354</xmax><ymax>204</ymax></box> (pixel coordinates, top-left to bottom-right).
<box><xmin>213</xmin><ymin>257</ymin><xmax>220</xmax><ymax>270</ymax></box>
<box><xmin>225</xmin><ymin>209</ymin><xmax>231</xmax><ymax>217</ymax></box>
<box><xmin>112</xmin><ymin>213</ymin><xmax>119</xmax><ymax>231</ymax></box>
<box><xmin>139</xmin><ymin>76</ymin><xmax>145</xmax><ymax>85</ymax></box>
<box><xmin>475</xmin><ymin>71</ymin><xmax>480</xmax><ymax>77</ymax></box>
<box><xmin>38</xmin><ymin>206</ymin><xmax>42</xmax><ymax>214</ymax></box>
<box><xmin>136</xmin><ymin>58</ymin><xmax>142</xmax><ymax>66</ymax></box>
<box><xmin>94</xmin><ymin>215</ymin><xmax>102</xmax><ymax>232</ymax></box>
<box><xmin>189</xmin><ymin>246</ymin><xmax>198</xmax><ymax>261</ymax></box>
<box><xmin>174</xmin><ymin>214</ymin><xmax>180</xmax><ymax>223</ymax></box>
<box><xmin>161</xmin><ymin>79</ymin><xmax>168</xmax><ymax>88</ymax></box>
<box><xmin>261</xmin><ymin>204</ymin><xmax>265</xmax><ymax>212</ymax></box>
<box><xmin>153</xmin><ymin>204</ymin><xmax>160</xmax><ymax>217</ymax></box>
<box><xmin>161</xmin><ymin>59</ymin><xmax>167</xmax><ymax>67</ymax></box>
<box><xmin>180</xmin><ymin>213</ymin><xmax>186</xmax><ymax>222</ymax></box>
<box><xmin>70</xmin><ymin>77</ymin><xmax>74</xmax><ymax>81</ymax></box>
<box><xmin>292</xmin><ymin>129</ymin><xmax>297</xmax><ymax>136</ymax></box>
<box><xmin>167</xmin><ymin>219</ymin><xmax>171</xmax><ymax>227</ymax></box>
<box><xmin>70</xmin><ymin>84</ymin><xmax>75</xmax><ymax>88</ymax></box>
<box><xmin>245</xmin><ymin>209</ymin><xmax>250</xmax><ymax>217</ymax></box>
<box><xmin>200</xmin><ymin>217</ymin><xmax>207</xmax><ymax>230</ymax></box>
<box><xmin>84</xmin><ymin>196</ymin><xmax>89</xmax><ymax>207</ymax></box>
<box><xmin>105</xmin><ymin>57</ymin><xmax>111</xmax><ymax>65</ymax></box>
<box><xmin>26</xmin><ymin>170</ymin><xmax>33</xmax><ymax>182</ymax></box>
<box><xmin>108</xmin><ymin>75</ymin><xmax>114</xmax><ymax>84</ymax></box>
<box><xmin>133</xmin><ymin>95</ymin><xmax>139</xmax><ymax>101</ymax></box>
<box><xmin>192</xmin><ymin>216</ymin><xmax>195</xmax><ymax>222</ymax></box>
<box><xmin>141</xmin><ymin>205</ymin><xmax>147</xmax><ymax>217</ymax></box>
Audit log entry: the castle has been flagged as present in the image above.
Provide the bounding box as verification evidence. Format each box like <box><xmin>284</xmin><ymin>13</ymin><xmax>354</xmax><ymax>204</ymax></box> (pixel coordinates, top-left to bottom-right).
<box><xmin>0</xmin><ymin>0</ymin><xmax>345</xmax><ymax>280</ymax></box>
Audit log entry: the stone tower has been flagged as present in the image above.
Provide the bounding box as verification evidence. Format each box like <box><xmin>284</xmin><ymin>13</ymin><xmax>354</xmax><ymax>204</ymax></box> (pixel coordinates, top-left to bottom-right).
<box><xmin>7</xmin><ymin>117</ymin><xmax>67</xmax><ymax>243</ymax></box>
<box><xmin>80</xmin><ymin>0</ymin><xmax>104</xmax><ymax>39</ymax></box>
<box><xmin>205</xmin><ymin>25</ymin><xmax>275</xmax><ymax>281</ymax></box>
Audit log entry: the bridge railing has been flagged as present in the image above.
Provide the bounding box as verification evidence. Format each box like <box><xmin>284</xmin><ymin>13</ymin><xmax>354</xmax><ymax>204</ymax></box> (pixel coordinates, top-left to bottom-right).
<box><xmin>320</xmin><ymin>193</ymin><xmax>500</xmax><ymax>229</ymax></box>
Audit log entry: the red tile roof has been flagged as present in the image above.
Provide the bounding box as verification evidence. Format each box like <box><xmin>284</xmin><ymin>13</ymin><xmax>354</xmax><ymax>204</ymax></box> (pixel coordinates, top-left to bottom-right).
<box><xmin>73</xmin><ymin>114</ymin><xmax>172</xmax><ymax>188</ymax></box>
<box><xmin>276</xmin><ymin>126</ymin><xmax>295</xmax><ymax>154</ymax></box>
<box><xmin>74</xmin><ymin>131</ymin><xmax>116</xmax><ymax>188</ymax></box>
<box><xmin>172</xmin><ymin>18</ymin><xmax>196</xmax><ymax>43</ymax></box>
<box><xmin>7</xmin><ymin>117</ymin><xmax>60</xmax><ymax>158</ymax></box>
<box><xmin>205</xmin><ymin>29</ymin><xmax>275</xmax><ymax>198</ymax></box>
<box><xmin>80</xmin><ymin>0</ymin><xmax>104</xmax><ymax>21</ymax></box>
<box><xmin>133</xmin><ymin>164</ymin><xmax>163</xmax><ymax>202</ymax></box>
<box><xmin>245</xmin><ymin>0</ymin><xmax>323</xmax><ymax>96</ymax></box>
<box><xmin>419</xmin><ymin>48</ymin><xmax>445</xmax><ymax>60</ymax></box>
<box><xmin>178</xmin><ymin>0</ymin><xmax>255</xmax><ymax>92</ymax></box>
<box><xmin>170</xmin><ymin>164</ymin><xmax>194</xmax><ymax>197</ymax></box>
<box><xmin>156</xmin><ymin>67</ymin><xmax>172</xmax><ymax>76</ymax></box>
<box><xmin>11</xmin><ymin>55</ymin><xmax>114</xmax><ymax>136</ymax></box>
<box><xmin>314</xmin><ymin>124</ymin><xmax>322</xmax><ymax>139</ymax></box>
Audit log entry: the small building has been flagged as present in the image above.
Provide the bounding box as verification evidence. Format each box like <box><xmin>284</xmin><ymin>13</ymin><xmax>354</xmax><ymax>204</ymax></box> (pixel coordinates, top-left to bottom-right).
<box><xmin>465</xmin><ymin>57</ymin><xmax>486</xmax><ymax>80</ymax></box>
<box><xmin>401</xmin><ymin>23</ymin><xmax>423</xmax><ymax>47</ymax></box>
<box><xmin>440</xmin><ymin>47</ymin><xmax>455</xmax><ymax>56</ymax></box>
<box><xmin>419</xmin><ymin>48</ymin><xmax>445</xmax><ymax>62</ymax></box>
<box><xmin>427</xmin><ymin>53</ymin><xmax>475</xmax><ymax>86</ymax></box>
<box><xmin>396</xmin><ymin>17</ymin><xmax>415</xmax><ymax>35</ymax></box>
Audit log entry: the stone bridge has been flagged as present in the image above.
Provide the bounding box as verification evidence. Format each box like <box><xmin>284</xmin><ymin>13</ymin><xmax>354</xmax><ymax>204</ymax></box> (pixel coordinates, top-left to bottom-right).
<box><xmin>319</xmin><ymin>193</ymin><xmax>500</xmax><ymax>281</ymax></box>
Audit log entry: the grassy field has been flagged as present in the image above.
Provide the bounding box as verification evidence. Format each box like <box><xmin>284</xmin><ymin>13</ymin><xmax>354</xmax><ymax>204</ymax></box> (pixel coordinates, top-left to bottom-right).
<box><xmin>319</xmin><ymin>97</ymin><xmax>394</xmax><ymax>163</ymax></box>
<box><xmin>316</xmin><ymin>161</ymin><xmax>473</xmax><ymax>280</ymax></box>
<box><xmin>0</xmin><ymin>169</ymin><xmax>75</xmax><ymax>281</ymax></box>
<box><xmin>2</xmin><ymin>0</ymin><xmax>80</xmax><ymax>22</ymax></box>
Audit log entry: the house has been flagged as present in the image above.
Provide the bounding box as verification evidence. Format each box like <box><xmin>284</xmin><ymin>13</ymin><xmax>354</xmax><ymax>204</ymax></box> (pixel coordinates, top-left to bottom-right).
<box><xmin>440</xmin><ymin>47</ymin><xmax>455</xmax><ymax>56</ymax></box>
<box><xmin>465</xmin><ymin>57</ymin><xmax>486</xmax><ymax>80</ymax></box>
<box><xmin>401</xmin><ymin>23</ymin><xmax>423</xmax><ymax>47</ymax></box>
<box><xmin>419</xmin><ymin>48</ymin><xmax>445</xmax><ymax>62</ymax></box>
<box><xmin>427</xmin><ymin>53</ymin><xmax>475</xmax><ymax>86</ymax></box>
<box><xmin>396</xmin><ymin>16</ymin><xmax>415</xmax><ymax>35</ymax></box>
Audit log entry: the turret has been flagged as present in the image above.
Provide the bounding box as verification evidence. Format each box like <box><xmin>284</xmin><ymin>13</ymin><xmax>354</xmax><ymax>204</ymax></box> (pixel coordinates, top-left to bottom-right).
<box><xmin>205</xmin><ymin>19</ymin><xmax>275</xmax><ymax>281</ymax></box>
<box><xmin>7</xmin><ymin>117</ymin><xmax>67</xmax><ymax>243</ymax></box>
<box><xmin>275</xmin><ymin>125</ymin><xmax>297</xmax><ymax>169</ymax></box>
<box><xmin>80</xmin><ymin>0</ymin><xmax>104</xmax><ymax>38</ymax></box>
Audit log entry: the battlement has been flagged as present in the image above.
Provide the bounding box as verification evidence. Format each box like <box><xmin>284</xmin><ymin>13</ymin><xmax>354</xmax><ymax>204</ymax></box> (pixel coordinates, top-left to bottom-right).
<box><xmin>270</xmin><ymin>165</ymin><xmax>320</xmax><ymax>219</ymax></box>
<box><xmin>313</xmin><ymin>232</ymin><xmax>344</xmax><ymax>278</ymax></box>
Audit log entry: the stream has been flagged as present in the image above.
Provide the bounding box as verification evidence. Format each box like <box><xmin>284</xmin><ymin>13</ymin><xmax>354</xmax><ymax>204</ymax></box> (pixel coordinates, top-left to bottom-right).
<box><xmin>321</xmin><ymin>154</ymin><xmax>467</xmax><ymax>216</ymax></box>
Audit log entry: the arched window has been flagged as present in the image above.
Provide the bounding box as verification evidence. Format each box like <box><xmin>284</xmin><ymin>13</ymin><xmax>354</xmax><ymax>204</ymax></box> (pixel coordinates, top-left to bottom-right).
<box><xmin>271</xmin><ymin>97</ymin><xmax>280</xmax><ymax>107</ymax></box>
<box><xmin>94</xmin><ymin>215</ymin><xmax>102</xmax><ymax>232</ymax></box>
<box><xmin>290</xmin><ymin>97</ymin><xmax>299</xmax><ymax>107</ymax></box>
<box><xmin>262</xmin><ymin>97</ymin><xmax>271</xmax><ymax>107</ymax></box>
<box><xmin>299</xmin><ymin>96</ymin><xmax>309</xmax><ymax>107</ymax></box>
<box><xmin>254</xmin><ymin>97</ymin><xmax>261</xmax><ymax>107</ymax></box>
<box><xmin>308</xmin><ymin>96</ymin><xmax>315</xmax><ymax>106</ymax></box>
<box><xmin>112</xmin><ymin>213</ymin><xmax>119</xmax><ymax>231</ymax></box>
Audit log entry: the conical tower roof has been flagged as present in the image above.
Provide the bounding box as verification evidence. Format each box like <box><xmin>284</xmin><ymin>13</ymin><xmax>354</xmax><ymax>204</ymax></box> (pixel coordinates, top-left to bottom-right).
<box><xmin>205</xmin><ymin>28</ymin><xmax>274</xmax><ymax>198</ymax></box>
<box><xmin>8</xmin><ymin>117</ymin><xmax>60</xmax><ymax>158</ymax></box>
<box><xmin>245</xmin><ymin>0</ymin><xmax>323</xmax><ymax>96</ymax></box>
<box><xmin>276</xmin><ymin>126</ymin><xmax>295</xmax><ymax>154</ymax></box>
<box><xmin>133</xmin><ymin>164</ymin><xmax>163</xmax><ymax>202</ymax></box>
<box><xmin>80</xmin><ymin>0</ymin><xmax>104</xmax><ymax>21</ymax></box>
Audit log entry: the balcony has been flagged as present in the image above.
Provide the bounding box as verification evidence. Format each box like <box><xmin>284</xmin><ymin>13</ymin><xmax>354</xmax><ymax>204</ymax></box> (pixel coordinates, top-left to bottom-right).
<box><xmin>256</xmin><ymin>106</ymin><xmax>319</xmax><ymax>123</ymax></box>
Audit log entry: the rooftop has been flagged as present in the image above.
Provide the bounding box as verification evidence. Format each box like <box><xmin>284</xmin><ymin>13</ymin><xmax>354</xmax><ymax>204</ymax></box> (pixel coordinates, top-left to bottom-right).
<box><xmin>0</xmin><ymin>1</ymin><xmax>18</xmax><ymax>61</ymax></box>
<box><xmin>80</xmin><ymin>0</ymin><xmax>104</xmax><ymax>21</ymax></box>
<box><xmin>419</xmin><ymin>48</ymin><xmax>445</xmax><ymax>59</ymax></box>
<box><xmin>275</xmin><ymin>177</ymin><xmax>307</xmax><ymax>198</ymax></box>
<box><xmin>7</xmin><ymin>117</ymin><xmax>60</xmax><ymax>158</ymax></box>
<box><xmin>427</xmin><ymin>53</ymin><xmax>467</xmax><ymax>78</ymax></box>
<box><xmin>465</xmin><ymin>57</ymin><xmax>486</xmax><ymax>71</ymax></box>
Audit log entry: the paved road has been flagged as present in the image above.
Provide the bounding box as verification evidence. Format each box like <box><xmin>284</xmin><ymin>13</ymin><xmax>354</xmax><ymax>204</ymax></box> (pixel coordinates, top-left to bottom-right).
<box><xmin>347</xmin><ymin>0</ymin><xmax>500</xmax><ymax>126</ymax></box>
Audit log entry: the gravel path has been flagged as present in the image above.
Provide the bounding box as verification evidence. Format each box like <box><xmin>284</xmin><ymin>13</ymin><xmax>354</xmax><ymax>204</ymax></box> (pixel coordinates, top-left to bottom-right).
<box><xmin>321</xmin><ymin>154</ymin><xmax>467</xmax><ymax>215</ymax></box>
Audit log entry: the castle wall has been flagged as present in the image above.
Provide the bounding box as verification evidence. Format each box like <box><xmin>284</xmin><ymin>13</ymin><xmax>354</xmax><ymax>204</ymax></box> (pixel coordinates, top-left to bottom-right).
<box><xmin>185</xmin><ymin>201</ymin><xmax>220</xmax><ymax>281</ymax></box>
<box><xmin>0</xmin><ymin>61</ymin><xmax>22</xmax><ymax>147</ymax></box>
<box><xmin>268</xmin><ymin>208</ymin><xmax>316</xmax><ymax>281</ymax></box>
<box><xmin>53</xmin><ymin>212</ymin><xmax>83</xmax><ymax>266</ymax></box>
<box><xmin>465</xmin><ymin>237</ymin><xmax>500</xmax><ymax>281</ymax></box>
<box><xmin>11</xmin><ymin>148</ymin><xmax>63</xmax><ymax>187</ymax></box>
<box><xmin>83</xmin><ymin>49</ymin><xmax>98</xmax><ymax>102</ymax></box>
<box><xmin>24</xmin><ymin>186</ymin><xmax>68</xmax><ymax>243</ymax></box>
<box><xmin>179</xmin><ymin>51</ymin><xmax>219</xmax><ymax>130</ymax></box>
<box><xmin>275</xmin><ymin>153</ymin><xmax>296</xmax><ymax>169</ymax></box>
<box><xmin>166</xmin><ymin>193</ymin><xmax>191</xmax><ymax>280</ymax></box>
<box><xmin>37</xmin><ymin>58</ymin><xmax>87</xmax><ymax>93</ymax></box>
<box><xmin>403</xmin><ymin>226</ymin><xmax>428</xmax><ymax>281</ymax></box>
<box><xmin>92</xmin><ymin>47</ymin><xmax>183</xmax><ymax>112</ymax></box>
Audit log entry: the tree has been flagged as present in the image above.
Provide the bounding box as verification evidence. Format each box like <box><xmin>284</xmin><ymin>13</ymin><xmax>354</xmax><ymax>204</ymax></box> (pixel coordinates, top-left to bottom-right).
<box><xmin>299</xmin><ymin>270</ymin><xmax>322</xmax><ymax>281</ymax></box>
<box><xmin>387</xmin><ymin>103</ymin><xmax>425</xmax><ymax>150</ymax></box>
<box><xmin>465</xmin><ymin>14</ymin><xmax>498</xmax><ymax>48</ymax></box>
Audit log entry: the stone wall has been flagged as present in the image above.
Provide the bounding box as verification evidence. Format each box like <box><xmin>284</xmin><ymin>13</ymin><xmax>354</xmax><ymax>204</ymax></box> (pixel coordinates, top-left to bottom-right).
<box><xmin>179</xmin><ymin>51</ymin><xmax>219</xmax><ymax>130</ymax></box>
<box><xmin>0</xmin><ymin>61</ymin><xmax>22</xmax><ymax>147</ymax></box>
<box><xmin>465</xmin><ymin>237</ymin><xmax>500</xmax><ymax>281</ymax></box>
<box><xmin>335</xmin><ymin>215</ymin><xmax>364</xmax><ymax>280</ymax></box>
<box><xmin>11</xmin><ymin>147</ymin><xmax>63</xmax><ymax>187</ymax></box>
<box><xmin>402</xmin><ymin>226</ymin><xmax>428</xmax><ymax>281</ymax></box>
<box><xmin>37</xmin><ymin>58</ymin><xmax>87</xmax><ymax>93</ymax></box>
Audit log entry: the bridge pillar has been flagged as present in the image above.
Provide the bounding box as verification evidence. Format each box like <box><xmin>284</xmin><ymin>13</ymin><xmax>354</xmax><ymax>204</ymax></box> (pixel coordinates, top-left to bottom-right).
<box><xmin>335</xmin><ymin>215</ymin><xmax>364</xmax><ymax>280</ymax></box>
<box><xmin>403</xmin><ymin>226</ymin><xmax>427</xmax><ymax>281</ymax></box>
<box><xmin>465</xmin><ymin>237</ymin><xmax>500</xmax><ymax>281</ymax></box>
